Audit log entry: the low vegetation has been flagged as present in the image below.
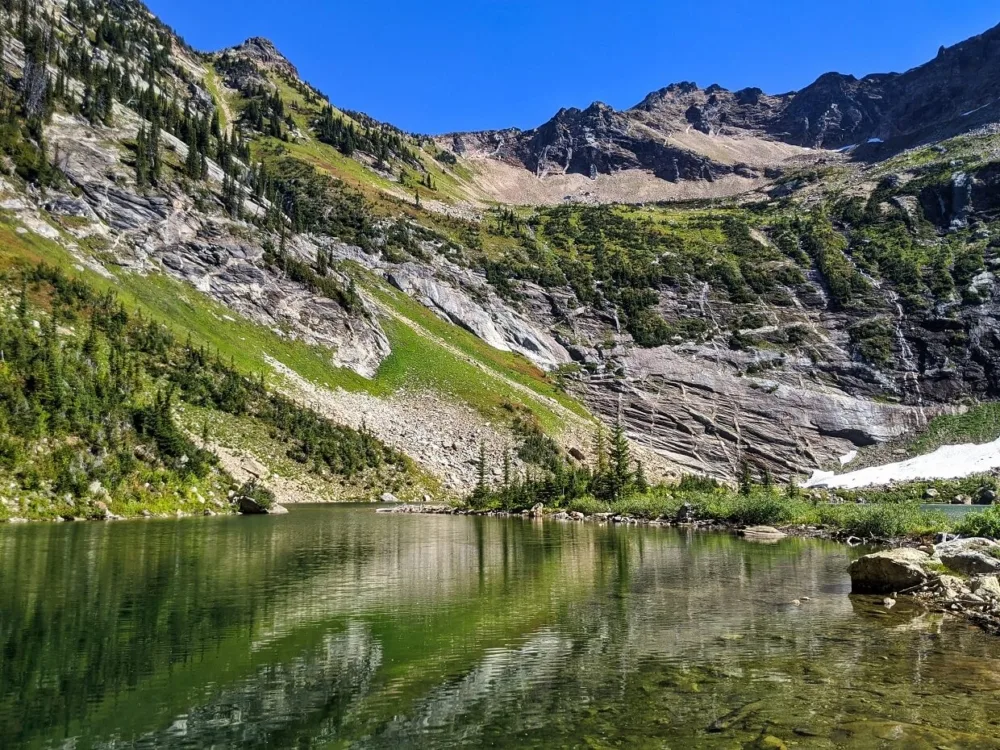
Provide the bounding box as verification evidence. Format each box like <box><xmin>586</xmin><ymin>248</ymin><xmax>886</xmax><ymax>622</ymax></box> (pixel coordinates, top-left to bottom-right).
<box><xmin>463</xmin><ymin>424</ymin><xmax>958</xmax><ymax>540</ymax></box>
<box><xmin>0</xmin><ymin>263</ymin><xmax>416</xmax><ymax>521</ymax></box>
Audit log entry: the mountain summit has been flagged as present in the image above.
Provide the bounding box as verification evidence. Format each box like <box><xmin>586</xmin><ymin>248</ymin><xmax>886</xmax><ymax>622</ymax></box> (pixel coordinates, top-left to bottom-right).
<box><xmin>434</xmin><ymin>21</ymin><xmax>1000</xmax><ymax>203</ymax></box>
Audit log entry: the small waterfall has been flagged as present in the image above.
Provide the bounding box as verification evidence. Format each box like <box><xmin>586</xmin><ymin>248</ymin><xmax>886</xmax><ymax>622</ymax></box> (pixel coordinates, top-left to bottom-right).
<box><xmin>888</xmin><ymin>290</ymin><xmax>926</xmax><ymax>426</ymax></box>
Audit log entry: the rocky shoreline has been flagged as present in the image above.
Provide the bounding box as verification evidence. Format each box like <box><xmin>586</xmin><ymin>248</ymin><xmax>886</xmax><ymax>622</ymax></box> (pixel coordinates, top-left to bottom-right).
<box><xmin>378</xmin><ymin>503</ymin><xmax>1000</xmax><ymax>636</ymax></box>
<box><xmin>377</xmin><ymin>502</ymin><xmax>875</xmax><ymax>543</ymax></box>
<box><xmin>850</xmin><ymin>538</ymin><xmax>1000</xmax><ymax>636</ymax></box>
<box><xmin>1</xmin><ymin>496</ymin><xmax>289</xmax><ymax>524</ymax></box>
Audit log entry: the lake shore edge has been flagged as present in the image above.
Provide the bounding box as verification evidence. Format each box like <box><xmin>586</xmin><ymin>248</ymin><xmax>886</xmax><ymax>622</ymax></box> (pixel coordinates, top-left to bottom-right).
<box><xmin>379</xmin><ymin>502</ymin><xmax>1000</xmax><ymax>637</ymax></box>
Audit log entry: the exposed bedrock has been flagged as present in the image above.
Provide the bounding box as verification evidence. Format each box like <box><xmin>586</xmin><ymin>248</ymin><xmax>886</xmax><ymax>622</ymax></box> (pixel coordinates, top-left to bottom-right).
<box><xmin>580</xmin><ymin>346</ymin><xmax>936</xmax><ymax>481</ymax></box>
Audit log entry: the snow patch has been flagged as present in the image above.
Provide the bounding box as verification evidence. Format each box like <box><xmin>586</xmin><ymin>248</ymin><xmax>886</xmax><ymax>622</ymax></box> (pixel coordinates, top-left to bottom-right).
<box><xmin>805</xmin><ymin>438</ymin><xmax>1000</xmax><ymax>489</ymax></box>
<box><xmin>867</xmin><ymin>138</ymin><xmax>884</xmax><ymax>144</ymax></box>
<box><xmin>836</xmin><ymin>144</ymin><xmax>858</xmax><ymax>153</ymax></box>
<box><xmin>962</xmin><ymin>102</ymin><xmax>992</xmax><ymax>117</ymax></box>
<box><xmin>839</xmin><ymin>450</ymin><xmax>858</xmax><ymax>466</ymax></box>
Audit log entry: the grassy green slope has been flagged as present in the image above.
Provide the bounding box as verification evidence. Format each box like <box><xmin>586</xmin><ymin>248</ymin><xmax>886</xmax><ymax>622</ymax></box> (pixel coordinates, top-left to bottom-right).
<box><xmin>2</xmin><ymin>215</ymin><xmax>591</xmax><ymax>472</ymax></box>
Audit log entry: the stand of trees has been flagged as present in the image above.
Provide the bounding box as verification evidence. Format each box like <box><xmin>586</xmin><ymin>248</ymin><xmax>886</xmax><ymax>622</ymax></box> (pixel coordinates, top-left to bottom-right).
<box><xmin>0</xmin><ymin>263</ymin><xmax>406</xmax><ymax>509</ymax></box>
<box><xmin>468</xmin><ymin>423</ymin><xmax>648</xmax><ymax>511</ymax></box>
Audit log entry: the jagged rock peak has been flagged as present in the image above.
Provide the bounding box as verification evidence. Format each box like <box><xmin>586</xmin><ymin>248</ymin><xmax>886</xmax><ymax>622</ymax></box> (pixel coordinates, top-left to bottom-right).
<box><xmin>224</xmin><ymin>36</ymin><xmax>299</xmax><ymax>78</ymax></box>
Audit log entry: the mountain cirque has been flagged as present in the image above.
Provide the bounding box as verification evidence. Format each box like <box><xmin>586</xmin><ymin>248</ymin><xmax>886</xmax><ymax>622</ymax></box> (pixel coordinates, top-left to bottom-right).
<box><xmin>437</xmin><ymin>22</ymin><xmax>1000</xmax><ymax>204</ymax></box>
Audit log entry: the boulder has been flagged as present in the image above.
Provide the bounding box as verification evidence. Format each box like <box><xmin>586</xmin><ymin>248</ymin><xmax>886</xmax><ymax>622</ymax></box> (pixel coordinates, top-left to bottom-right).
<box><xmin>741</xmin><ymin>525</ymin><xmax>784</xmax><ymax>536</ymax></box>
<box><xmin>529</xmin><ymin>503</ymin><xmax>544</xmax><ymax>518</ymax></box>
<box><xmin>923</xmin><ymin>488</ymin><xmax>939</xmax><ymax>500</ymax></box>
<box><xmin>849</xmin><ymin>548</ymin><xmax>933</xmax><ymax>594</ymax></box>
<box><xmin>241</xmin><ymin>457</ymin><xmax>270</xmax><ymax>480</ymax></box>
<box><xmin>972</xmin><ymin>575</ymin><xmax>1000</xmax><ymax>600</ymax></box>
<box><xmin>739</xmin><ymin>525</ymin><xmax>787</xmax><ymax>542</ymax></box>
<box><xmin>90</xmin><ymin>500</ymin><xmax>121</xmax><ymax>521</ymax></box>
<box><xmin>380</xmin><ymin>492</ymin><xmax>400</xmax><ymax>503</ymax></box>
<box><xmin>977</xmin><ymin>487</ymin><xmax>998</xmax><ymax>505</ymax></box>
<box><xmin>237</xmin><ymin>495</ymin><xmax>288</xmax><ymax>515</ymax></box>
<box><xmin>934</xmin><ymin>537</ymin><xmax>1000</xmax><ymax>575</ymax></box>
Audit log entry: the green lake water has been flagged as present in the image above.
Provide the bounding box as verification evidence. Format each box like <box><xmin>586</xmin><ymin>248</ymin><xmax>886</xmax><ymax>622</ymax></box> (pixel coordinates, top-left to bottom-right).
<box><xmin>3</xmin><ymin>505</ymin><xmax>1000</xmax><ymax>749</ymax></box>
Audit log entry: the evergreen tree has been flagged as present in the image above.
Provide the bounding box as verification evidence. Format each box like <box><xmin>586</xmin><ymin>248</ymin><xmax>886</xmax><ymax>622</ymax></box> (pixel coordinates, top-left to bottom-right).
<box><xmin>148</xmin><ymin>117</ymin><xmax>162</xmax><ymax>183</ymax></box>
<box><xmin>738</xmin><ymin>459</ymin><xmax>754</xmax><ymax>496</ymax></box>
<box><xmin>184</xmin><ymin>128</ymin><xmax>201</xmax><ymax>179</ymax></box>
<box><xmin>16</xmin><ymin>279</ymin><xmax>27</xmax><ymax>324</ymax></box>
<box><xmin>594</xmin><ymin>425</ymin><xmax>607</xmax><ymax>475</ymax></box>
<box><xmin>761</xmin><ymin>464</ymin><xmax>773</xmax><ymax>490</ymax></box>
<box><xmin>786</xmin><ymin>476</ymin><xmax>800</xmax><ymax>499</ymax></box>
<box><xmin>134</xmin><ymin>125</ymin><xmax>148</xmax><ymax>187</ymax></box>
<box><xmin>634</xmin><ymin>460</ymin><xmax>649</xmax><ymax>494</ymax></box>
<box><xmin>607</xmin><ymin>421</ymin><xmax>632</xmax><ymax>501</ymax></box>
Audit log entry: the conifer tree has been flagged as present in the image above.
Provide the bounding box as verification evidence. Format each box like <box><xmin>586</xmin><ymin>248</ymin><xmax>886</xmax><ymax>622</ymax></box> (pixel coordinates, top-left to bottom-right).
<box><xmin>16</xmin><ymin>279</ymin><xmax>27</xmax><ymax>324</ymax></box>
<box><xmin>761</xmin><ymin>464</ymin><xmax>773</xmax><ymax>490</ymax></box>
<box><xmin>738</xmin><ymin>459</ymin><xmax>753</xmax><ymax>496</ymax></box>
<box><xmin>634</xmin><ymin>460</ymin><xmax>649</xmax><ymax>494</ymax></box>
<box><xmin>608</xmin><ymin>421</ymin><xmax>632</xmax><ymax>501</ymax></box>
<box><xmin>184</xmin><ymin>129</ymin><xmax>201</xmax><ymax>179</ymax></box>
<box><xmin>594</xmin><ymin>425</ymin><xmax>607</xmax><ymax>475</ymax></box>
<box><xmin>149</xmin><ymin>117</ymin><xmax>162</xmax><ymax>183</ymax></box>
<box><xmin>135</xmin><ymin>125</ymin><xmax>148</xmax><ymax>187</ymax></box>
<box><xmin>786</xmin><ymin>476</ymin><xmax>800</xmax><ymax>499</ymax></box>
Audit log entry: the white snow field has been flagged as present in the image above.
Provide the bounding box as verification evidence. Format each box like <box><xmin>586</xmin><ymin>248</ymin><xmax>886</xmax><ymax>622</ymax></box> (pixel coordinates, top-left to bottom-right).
<box><xmin>806</xmin><ymin>438</ymin><xmax>1000</xmax><ymax>489</ymax></box>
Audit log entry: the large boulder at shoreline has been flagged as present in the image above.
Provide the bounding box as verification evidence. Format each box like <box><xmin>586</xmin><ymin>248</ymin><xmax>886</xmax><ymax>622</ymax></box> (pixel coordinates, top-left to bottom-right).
<box><xmin>933</xmin><ymin>537</ymin><xmax>1000</xmax><ymax>575</ymax></box>
<box><xmin>849</xmin><ymin>548</ymin><xmax>933</xmax><ymax>594</ymax></box>
<box><xmin>237</xmin><ymin>495</ymin><xmax>289</xmax><ymax>515</ymax></box>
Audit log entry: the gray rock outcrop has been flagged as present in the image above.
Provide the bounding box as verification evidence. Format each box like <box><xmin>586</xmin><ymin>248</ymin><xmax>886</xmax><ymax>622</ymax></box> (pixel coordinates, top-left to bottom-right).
<box><xmin>387</xmin><ymin>267</ymin><xmax>571</xmax><ymax>370</ymax></box>
<box><xmin>933</xmin><ymin>537</ymin><xmax>1000</xmax><ymax>576</ymax></box>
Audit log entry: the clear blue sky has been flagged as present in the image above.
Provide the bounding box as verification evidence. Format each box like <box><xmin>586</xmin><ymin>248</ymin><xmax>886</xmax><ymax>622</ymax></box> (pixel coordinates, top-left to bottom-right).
<box><xmin>146</xmin><ymin>0</ymin><xmax>999</xmax><ymax>135</ymax></box>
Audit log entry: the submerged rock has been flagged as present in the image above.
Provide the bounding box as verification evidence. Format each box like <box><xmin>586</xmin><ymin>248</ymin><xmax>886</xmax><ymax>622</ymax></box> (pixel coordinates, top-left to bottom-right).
<box><xmin>739</xmin><ymin>525</ymin><xmax>787</xmax><ymax>541</ymax></box>
<box><xmin>849</xmin><ymin>548</ymin><xmax>932</xmax><ymax>594</ymax></box>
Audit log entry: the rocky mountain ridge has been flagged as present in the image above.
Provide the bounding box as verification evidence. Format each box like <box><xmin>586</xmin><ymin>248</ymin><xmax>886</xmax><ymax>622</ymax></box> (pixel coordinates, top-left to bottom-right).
<box><xmin>438</xmin><ymin>21</ymin><xmax>1000</xmax><ymax>202</ymax></box>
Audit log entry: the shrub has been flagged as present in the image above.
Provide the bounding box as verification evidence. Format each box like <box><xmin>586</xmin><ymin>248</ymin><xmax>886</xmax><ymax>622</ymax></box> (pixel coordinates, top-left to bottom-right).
<box><xmin>956</xmin><ymin>505</ymin><xmax>1000</xmax><ymax>539</ymax></box>
<box><xmin>237</xmin><ymin>480</ymin><xmax>275</xmax><ymax>510</ymax></box>
<box><xmin>677</xmin><ymin>474</ymin><xmax>721</xmax><ymax>493</ymax></box>
<box><xmin>818</xmin><ymin>502</ymin><xmax>945</xmax><ymax>539</ymax></box>
<box><xmin>848</xmin><ymin>318</ymin><xmax>895</xmax><ymax>366</ymax></box>
<box><xmin>719</xmin><ymin>492</ymin><xmax>794</xmax><ymax>526</ymax></box>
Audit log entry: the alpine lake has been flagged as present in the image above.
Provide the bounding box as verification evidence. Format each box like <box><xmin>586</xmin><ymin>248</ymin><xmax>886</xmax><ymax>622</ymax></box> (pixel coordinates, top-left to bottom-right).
<box><xmin>2</xmin><ymin>504</ymin><xmax>1000</xmax><ymax>749</ymax></box>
